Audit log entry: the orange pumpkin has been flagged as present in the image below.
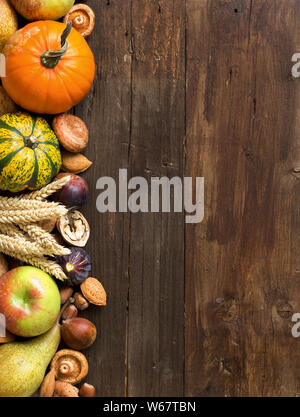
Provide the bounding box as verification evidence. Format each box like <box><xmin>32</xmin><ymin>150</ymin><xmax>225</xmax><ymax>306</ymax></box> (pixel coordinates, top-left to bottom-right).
<box><xmin>1</xmin><ymin>21</ymin><xmax>95</xmax><ymax>114</ymax></box>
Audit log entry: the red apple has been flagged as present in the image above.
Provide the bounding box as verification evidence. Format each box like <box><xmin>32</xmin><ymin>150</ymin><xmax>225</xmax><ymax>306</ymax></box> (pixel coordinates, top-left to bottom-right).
<box><xmin>0</xmin><ymin>266</ymin><xmax>60</xmax><ymax>337</ymax></box>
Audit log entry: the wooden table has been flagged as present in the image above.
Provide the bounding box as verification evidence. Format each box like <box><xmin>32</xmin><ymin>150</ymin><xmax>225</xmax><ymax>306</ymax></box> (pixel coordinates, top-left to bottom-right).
<box><xmin>79</xmin><ymin>0</ymin><xmax>300</xmax><ymax>397</ymax></box>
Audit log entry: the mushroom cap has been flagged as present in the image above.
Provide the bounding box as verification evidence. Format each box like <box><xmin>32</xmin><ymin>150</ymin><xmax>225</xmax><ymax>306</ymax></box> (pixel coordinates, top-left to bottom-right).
<box><xmin>51</xmin><ymin>349</ymin><xmax>88</xmax><ymax>385</ymax></box>
<box><xmin>63</xmin><ymin>4</ymin><xmax>95</xmax><ymax>37</ymax></box>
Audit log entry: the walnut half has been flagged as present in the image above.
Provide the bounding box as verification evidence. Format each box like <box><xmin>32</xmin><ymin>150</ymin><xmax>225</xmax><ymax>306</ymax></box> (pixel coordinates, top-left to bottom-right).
<box><xmin>56</xmin><ymin>210</ymin><xmax>90</xmax><ymax>248</ymax></box>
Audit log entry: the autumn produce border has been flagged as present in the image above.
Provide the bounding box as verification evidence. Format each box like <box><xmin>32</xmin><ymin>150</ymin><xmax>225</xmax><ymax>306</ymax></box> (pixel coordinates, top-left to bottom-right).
<box><xmin>0</xmin><ymin>1</ymin><xmax>102</xmax><ymax>397</ymax></box>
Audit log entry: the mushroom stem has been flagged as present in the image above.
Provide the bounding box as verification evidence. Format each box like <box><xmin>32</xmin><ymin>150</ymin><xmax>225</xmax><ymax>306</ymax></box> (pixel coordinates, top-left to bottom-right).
<box><xmin>59</xmin><ymin>360</ymin><xmax>74</xmax><ymax>375</ymax></box>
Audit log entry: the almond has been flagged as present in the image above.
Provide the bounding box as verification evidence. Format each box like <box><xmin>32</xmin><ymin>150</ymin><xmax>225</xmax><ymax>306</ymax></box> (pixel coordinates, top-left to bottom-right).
<box><xmin>61</xmin><ymin>151</ymin><xmax>92</xmax><ymax>174</ymax></box>
<box><xmin>40</xmin><ymin>369</ymin><xmax>56</xmax><ymax>397</ymax></box>
<box><xmin>81</xmin><ymin>277</ymin><xmax>107</xmax><ymax>306</ymax></box>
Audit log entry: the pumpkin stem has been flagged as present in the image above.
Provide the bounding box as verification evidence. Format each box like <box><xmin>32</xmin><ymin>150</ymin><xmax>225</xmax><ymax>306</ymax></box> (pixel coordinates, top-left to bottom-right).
<box><xmin>25</xmin><ymin>135</ymin><xmax>37</xmax><ymax>149</ymax></box>
<box><xmin>40</xmin><ymin>22</ymin><xmax>73</xmax><ymax>69</ymax></box>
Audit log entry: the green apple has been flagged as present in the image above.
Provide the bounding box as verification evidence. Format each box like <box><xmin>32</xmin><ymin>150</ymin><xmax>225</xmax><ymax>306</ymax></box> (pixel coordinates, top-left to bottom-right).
<box><xmin>0</xmin><ymin>266</ymin><xmax>60</xmax><ymax>337</ymax></box>
<box><xmin>10</xmin><ymin>0</ymin><xmax>75</xmax><ymax>21</ymax></box>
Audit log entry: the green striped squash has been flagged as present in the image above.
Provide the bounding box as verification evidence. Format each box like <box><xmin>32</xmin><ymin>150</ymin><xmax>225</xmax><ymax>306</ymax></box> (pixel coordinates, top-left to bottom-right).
<box><xmin>0</xmin><ymin>112</ymin><xmax>61</xmax><ymax>192</ymax></box>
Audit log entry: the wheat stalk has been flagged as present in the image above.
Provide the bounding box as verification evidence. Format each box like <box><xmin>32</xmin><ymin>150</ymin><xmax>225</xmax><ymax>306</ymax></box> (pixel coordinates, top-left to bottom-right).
<box><xmin>19</xmin><ymin>224</ymin><xmax>70</xmax><ymax>256</ymax></box>
<box><xmin>0</xmin><ymin>177</ymin><xmax>72</xmax><ymax>281</ymax></box>
<box><xmin>23</xmin><ymin>176</ymin><xmax>71</xmax><ymax>201</ymax></box>
<box><xmin>0</xmin><ymin>198</ymin><xmax>60</xmax><ymax>211</ymax></box>
<box><xmin>0</xmin><ymin>206</ymin><xmax>68</xmax><ymax>224</ymax></box>
<box><xmin>0</xmin><ymin>234</ymin><xmax>69</xmax><ymax>257</ymax></box>
<box><xmin>0</xmin><ymin>248</ymin><xmax>67</xmax><ymax>281</ymax></box>
<box><xmin>0</xmin><ymin>223</ymin><xmax>26</xmax><ymax>240</ymax></box>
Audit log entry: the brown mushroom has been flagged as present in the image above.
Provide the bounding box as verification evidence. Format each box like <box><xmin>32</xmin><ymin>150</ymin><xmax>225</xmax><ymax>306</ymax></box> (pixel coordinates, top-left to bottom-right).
<box><xmin>54</xmin><ymin>381</ymin><xmax>79</xmax><ymax>397</ymax></box>
<box><xmin>53</xmin><ymin>114</ymin><xmax>89</xmax><ymax>153</ymax></box>
<box><xmin>56</xmin><ymin>210</ymin><xmax>90</xmax><ymax>248</ymax></box>
<box><xmin>63</xmin><ymin>4</ymin><xmax>95</xmax><ymax>38</ymax></box>
<box><xmin>51</xmin><ymin>349</ymin><xmax>88</xmax><ymax>385</ymax></box>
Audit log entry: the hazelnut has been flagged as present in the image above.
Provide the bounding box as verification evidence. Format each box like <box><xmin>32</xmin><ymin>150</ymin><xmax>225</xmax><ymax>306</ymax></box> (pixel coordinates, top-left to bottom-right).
<box><xmin>62</xmin><ymin>304</ymin><xmax>78</xmax><ymax>320</ymax></box>
<box><xmin>63</xmin><ymin>4</ymin><xmax>95</xmax><ymax>37</ymax></box>
<box><xmin>51</xmin><ymin>349</ymin><xmax>88</xmax><ymax>385</ymax></box>
<box><xmin>57</xmin><ymin>210</ymin><xmax>90</xmax><ymax>248</ymax></box>
<box><xmin>79</xmin><ymin>383</ymin><xmax>96</xmax><ymax>397</ymax></box>
<box><xmin>81</xmin><ymin>278</ymin><xmax>107</xmax><ymax>306</ymax></box>
<box><xmin>59</xmin><ymin>286</ymin><xmax>74</xmax><ymax>304</ymax></box>
<box><xmin>74</xmin><ymin>292</ymin><xmax>89</xmax><ymax>311</ymax></box>
<box><xmin>54</xmin><ymin>381</ymin><xmax>79</xmax><ymax>397</ymax></box>
<box><xmin>53</xmin><ymin>113</ymin><xmax>89</xmax><ymax>153</ymax></box>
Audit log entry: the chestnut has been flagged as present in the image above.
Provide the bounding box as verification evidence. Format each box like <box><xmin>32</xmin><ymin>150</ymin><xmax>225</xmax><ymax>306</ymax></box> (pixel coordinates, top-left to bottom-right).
<box><xmin>61</xmin><ymin>317</ymin><xmax>97</xmax><ymax>350</ymax></box>
<box><xmin>53</xmin><ymin>173</ymin><xmax>89</xmax><ymax>206</ymax></box>
<box><xmin>57</xmin><ymin>247</ymin><xmax>91</xmax><ymax>286</ymax></box>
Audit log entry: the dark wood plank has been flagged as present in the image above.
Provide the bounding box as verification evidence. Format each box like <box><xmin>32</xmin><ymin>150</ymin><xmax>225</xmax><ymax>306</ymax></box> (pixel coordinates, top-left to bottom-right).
<box><xmin>127</xmin><ymin>0</ymin><xmax>185</xmax><ymax>397</ymax></box>
<box><xmin>74</xmin><ymin>0</ymin><xmax>132</xmax><ymax>396</ymax></box>
<box><xmin>185</xmin><ymin>0</ymin><xmax>300</xmax><ymax>397</ymax></box>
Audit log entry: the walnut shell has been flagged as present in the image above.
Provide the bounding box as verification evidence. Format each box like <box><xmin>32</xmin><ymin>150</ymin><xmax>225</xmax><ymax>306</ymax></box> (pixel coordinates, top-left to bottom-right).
<box><xmin>57</xmin><ymin>210</ymin><xmax>90</xmax><ymax>248</ymax></box>
<box><xmin>81</xmin><ymin>278</ymin><xmax>107</xmax><ymax>306</ymax></box>
<box><xmin>63</xmin><ymin>4</ymin><xmax>95</xmax><ymax>37</ymax></box>
<box><xmin>51</xmin><ymin>349</ymin><xmax>88</xmax><ymax>385</ymax></box>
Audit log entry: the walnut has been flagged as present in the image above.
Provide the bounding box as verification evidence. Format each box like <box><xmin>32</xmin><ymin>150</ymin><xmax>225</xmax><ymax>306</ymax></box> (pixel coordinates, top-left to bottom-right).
<box><xmin>57</xmin><ymin>210</ymin><xmax>90</xmax><ymax>247</ymax></box>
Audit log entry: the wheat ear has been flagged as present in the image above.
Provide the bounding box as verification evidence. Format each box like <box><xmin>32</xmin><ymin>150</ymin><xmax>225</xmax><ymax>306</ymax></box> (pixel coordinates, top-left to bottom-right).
<box><xmin>0</xmin><ymin>249</ymin><xmax>67</xmax><ymax>281</ymax></box>
<box><xmin>23</xmin><ymin>176</ymin><xmax>71</xmax><ymax>201</ymax></box>
<box><xmin>0</xmin><ymin>198</ymin><xmax>61</xmax><ymax>210</ymax></box>
<box><xmin>19</xmin><ymin>224</ymin><xmax>70</xmax><ymax>256</ymax></box>
<box><xmin>0</xmin><ymin>206</ymin><xmax>68</xmax><ymax>224</ymax></box>
<box><xmin>0</xmin><ymin>223</ymin><xmax>26</xmax><ymax>240</ymax></box>
<box><xmin>0</xmin><ymin>234</ymin><xmax>68</xmax><ymax>257</ymax></box>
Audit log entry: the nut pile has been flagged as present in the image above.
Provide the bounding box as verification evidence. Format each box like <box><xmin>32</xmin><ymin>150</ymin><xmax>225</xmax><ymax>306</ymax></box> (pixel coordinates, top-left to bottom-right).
<box><xmin>39</xmin><ymin>277</ymin><xmax>107</xmax><ymax>397</ymax></box>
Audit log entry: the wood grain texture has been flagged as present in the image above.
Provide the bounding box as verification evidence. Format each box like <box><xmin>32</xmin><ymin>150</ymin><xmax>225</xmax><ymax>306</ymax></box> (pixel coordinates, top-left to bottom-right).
<box><xmin>185</xmin><ymin>0</ymin><xmax>300</xmax><ymax>397</ymax></box>
<box><xmin>71</xmin><ymin>0</ymin><xmax>300</xmax><ymax>397</ymax></box>
<box><xmin>74</xmin><ymin>0</ymin><xmax>131</xmax><ymax>396</ymax></box>
<box><xmin>127</xmin><ymin>0</ymin><xmax>185</xmax><ymax>397</ymax></box>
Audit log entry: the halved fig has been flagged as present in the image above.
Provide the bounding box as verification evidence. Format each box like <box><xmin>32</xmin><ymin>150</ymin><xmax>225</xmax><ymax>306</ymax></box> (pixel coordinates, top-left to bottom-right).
<box><xmin>57</xmin><ymin>210</ymin><xmax>90</xmax><ymax>247</ymax></box>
